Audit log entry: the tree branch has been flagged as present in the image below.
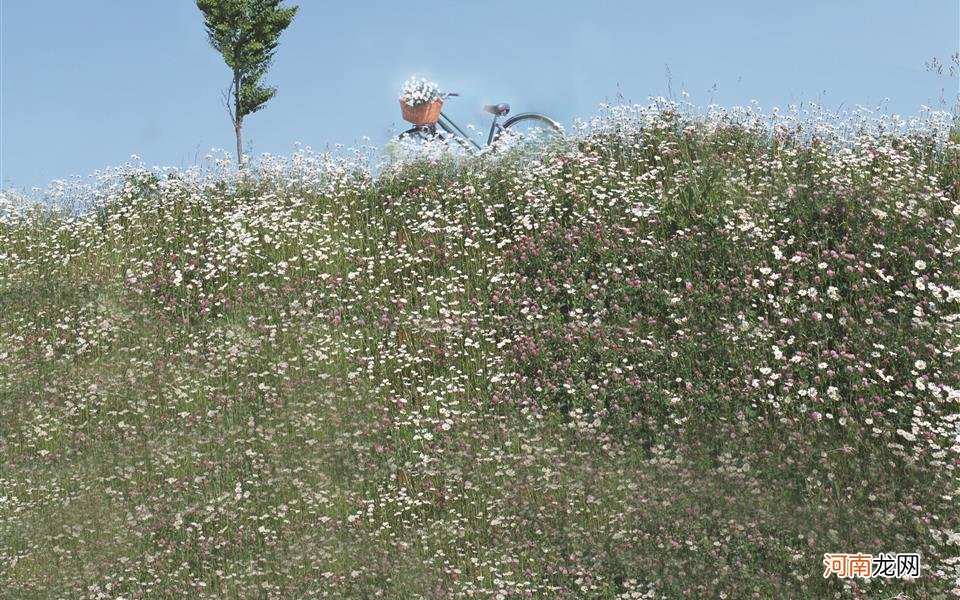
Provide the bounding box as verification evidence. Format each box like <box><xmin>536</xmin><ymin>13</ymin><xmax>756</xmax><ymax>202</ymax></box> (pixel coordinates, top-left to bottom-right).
<box><xmin>221</xmin><ymin>82</ymin><xmax>236</xmax><ymax>123</ymax></box>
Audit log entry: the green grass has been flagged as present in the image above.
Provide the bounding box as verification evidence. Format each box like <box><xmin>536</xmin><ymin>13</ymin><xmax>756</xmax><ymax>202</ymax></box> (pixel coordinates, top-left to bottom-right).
<box><xmin>1</xmin><ymin>102</ymin><xmax>958</xmax><ymax>598</ymax></box>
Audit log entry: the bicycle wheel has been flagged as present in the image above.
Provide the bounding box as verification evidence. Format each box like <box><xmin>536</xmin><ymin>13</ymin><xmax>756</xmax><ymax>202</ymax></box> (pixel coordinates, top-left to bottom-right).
<box><xmin>395</xmin><ymin>124</ymin><xmax>454</xmax><ymax>162</ymax></box>
<box><xmin>495</xmin><ymin>113</ymin><xmax>564</xmax><ymax>152</ymax></box>
<box><xmin>398</xmin><ymin>124</ymin><xmax>438</xmax><ymax>142</ymax></box>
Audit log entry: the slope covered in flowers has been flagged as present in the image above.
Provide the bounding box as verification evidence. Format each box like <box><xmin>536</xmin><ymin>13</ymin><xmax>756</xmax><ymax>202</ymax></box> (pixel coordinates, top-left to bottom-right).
<box><xmin>1</xmin><ymin>101</ymin><xmax>959</xmax><ymax>598</ymax></box>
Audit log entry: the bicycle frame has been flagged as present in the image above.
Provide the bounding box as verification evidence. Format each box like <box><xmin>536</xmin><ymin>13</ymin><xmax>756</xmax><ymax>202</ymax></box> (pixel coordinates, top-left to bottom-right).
<box><xmin>434</xmin><ymin>111</ymin><xmax>493</xmax><ymax>152</ymax></box>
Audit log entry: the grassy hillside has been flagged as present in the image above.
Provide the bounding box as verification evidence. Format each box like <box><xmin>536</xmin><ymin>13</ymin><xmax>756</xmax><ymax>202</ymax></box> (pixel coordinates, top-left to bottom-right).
<box><xmin>2</xmin><ymin>102</ymin><xmax>959</xmax><ymax>598</ymax></box>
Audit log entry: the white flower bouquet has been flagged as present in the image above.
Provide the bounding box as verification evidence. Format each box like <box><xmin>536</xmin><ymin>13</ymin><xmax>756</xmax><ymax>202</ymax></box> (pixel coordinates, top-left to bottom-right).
<box><xmin>400</xmin><ymin>76</ymin><xmax>441</xmax><ymax>106</ymax></box>
<box><xmin>399</xmin><ymin>76</ymin><xmax>443</xmax><ymax>125</ymax></box>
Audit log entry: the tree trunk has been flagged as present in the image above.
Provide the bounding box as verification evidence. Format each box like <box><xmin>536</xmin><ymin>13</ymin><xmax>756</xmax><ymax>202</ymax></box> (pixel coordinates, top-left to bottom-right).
<box><xmin>235</xmin><ymin>120</ymin><xmax>243</xmax><ymax>168</ymax></box>
<box><xmin>233</xmin><ymin>70</ymin><xmax>243</xmax><ymax>167</ymax></box>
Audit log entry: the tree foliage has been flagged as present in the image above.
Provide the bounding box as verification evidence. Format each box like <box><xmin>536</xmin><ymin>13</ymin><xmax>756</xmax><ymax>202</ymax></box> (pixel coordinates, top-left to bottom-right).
<box><xmin>196</xmin><ymin>0</ymin><xmax>298</xmax><ymax>164</ymax></box>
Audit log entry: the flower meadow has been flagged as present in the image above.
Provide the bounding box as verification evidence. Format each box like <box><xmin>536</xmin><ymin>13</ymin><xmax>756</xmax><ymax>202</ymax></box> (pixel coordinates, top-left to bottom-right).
<box><xmin>1</xmin><ymin>100</ymin><xmax>959</xmax><ymax>598</ymax></box>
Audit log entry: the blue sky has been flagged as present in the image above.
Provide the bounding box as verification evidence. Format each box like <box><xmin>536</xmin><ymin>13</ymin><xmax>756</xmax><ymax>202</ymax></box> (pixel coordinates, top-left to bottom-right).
<box><xmin>2</xmin><ymin>0</ymin><xmax>958</xmax><ymax>192</ymax></box>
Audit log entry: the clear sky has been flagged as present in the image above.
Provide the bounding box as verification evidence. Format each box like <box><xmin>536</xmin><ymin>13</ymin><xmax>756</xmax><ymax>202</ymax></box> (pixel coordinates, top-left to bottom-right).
<box><xmin>2</xmin><ymin>0</ymin><xmax>958</xmax><ymax>193</ymax></box>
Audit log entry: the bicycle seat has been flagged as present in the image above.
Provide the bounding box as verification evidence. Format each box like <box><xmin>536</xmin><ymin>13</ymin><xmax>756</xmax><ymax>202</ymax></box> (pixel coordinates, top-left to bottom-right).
<box><xmin>483</xmin><ymin>103</ymin><xmax>510</xmax><ymax>116</ymax></box>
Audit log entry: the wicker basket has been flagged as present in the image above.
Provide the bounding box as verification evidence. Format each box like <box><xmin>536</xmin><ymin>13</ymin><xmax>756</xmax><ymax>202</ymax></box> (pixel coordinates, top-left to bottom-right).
<box><xmin>400</xmin><ymin>99</ymin><xmax>443</xmax><ymax>126</ymax></box>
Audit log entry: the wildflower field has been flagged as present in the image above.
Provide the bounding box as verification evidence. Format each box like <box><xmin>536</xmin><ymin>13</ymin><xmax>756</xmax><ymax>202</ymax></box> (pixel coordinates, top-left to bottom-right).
<box><xmin>2</xmin><ymin>101</ymin><xmax>959</xmax><ymax>598</ymax></box>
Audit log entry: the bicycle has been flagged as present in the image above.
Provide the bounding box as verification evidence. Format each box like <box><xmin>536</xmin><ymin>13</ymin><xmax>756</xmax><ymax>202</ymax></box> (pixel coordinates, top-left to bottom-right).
<box><xmin>398</xmin><ymin>92</ymin><xmax>563</xmax><ymax>153</ymax></box>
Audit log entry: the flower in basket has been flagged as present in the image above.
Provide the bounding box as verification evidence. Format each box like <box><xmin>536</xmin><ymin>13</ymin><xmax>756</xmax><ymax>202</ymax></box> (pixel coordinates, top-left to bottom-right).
<box><xmin>399</xmin><ymin>77</ymin><xmax>444</xmax><ymax>126</ymax></box>
<box><xmin>399</xmin><ymin>76</ymin><xmax>442</xmax><ymax>106</ymax></box>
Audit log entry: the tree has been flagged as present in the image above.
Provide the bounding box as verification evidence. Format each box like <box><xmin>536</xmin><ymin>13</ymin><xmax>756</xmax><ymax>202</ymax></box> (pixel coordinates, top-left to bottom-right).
<box><xmin>196</xmin><ymin>0</ymin><xmax>298</xmax><ymax>166</ymax></box>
